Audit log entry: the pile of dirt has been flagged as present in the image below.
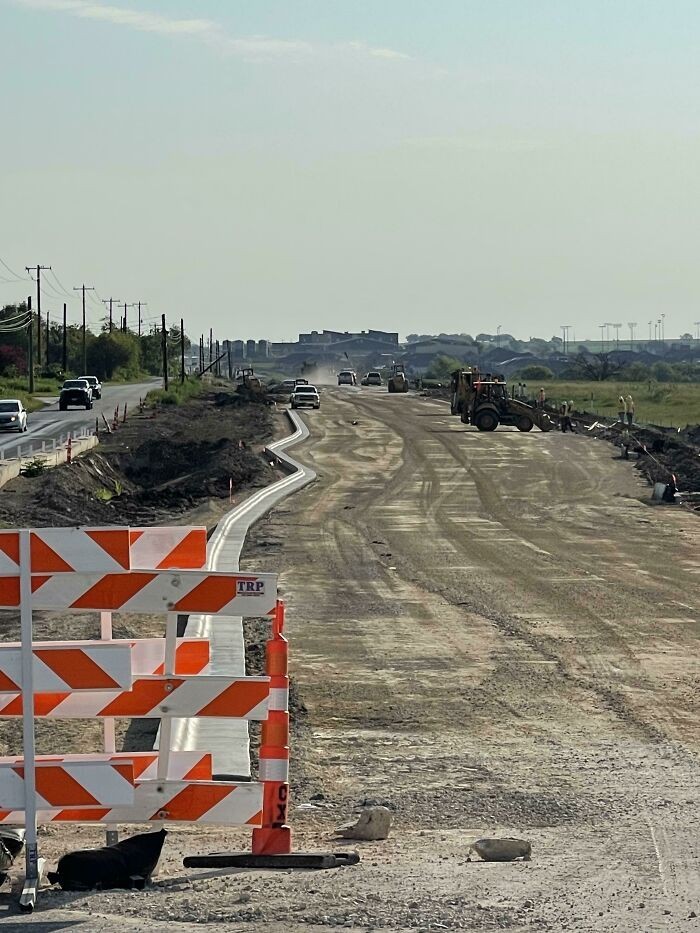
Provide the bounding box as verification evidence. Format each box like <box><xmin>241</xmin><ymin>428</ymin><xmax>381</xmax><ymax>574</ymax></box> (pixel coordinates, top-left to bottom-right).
<box><xmin>0</xmin><ymin>388</ymin><xmax>277</xmax><ymax>528</ymax></box>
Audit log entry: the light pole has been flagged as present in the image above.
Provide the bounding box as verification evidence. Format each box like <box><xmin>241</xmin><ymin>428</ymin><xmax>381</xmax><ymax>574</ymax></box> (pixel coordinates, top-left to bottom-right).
<box><xmin>599</xmin><ymin>323</ymin><xmax>606</xmax><ymax>351</ymax></box>
<box><xmin>661</xmin><ymin>313</ymin><xmax>666</xmax><ymax>343</ymax></box>
<box><xmin>695</xmin><ymin>321</ymin><xmax>700</xmax><ymax>342</ymax></box>
<box><xmin>628</xmin><ymin>322</ymin><xmax>637</xmax><ymax>349</ymax></box>
<box><xmin>561</xmin><ymin>324</ymin><xmax>571</xmax><ymax>355</ymax></box>
<box><xmin>612</xmin><ymin>323</ymin><xmax>621</xmax><ymax>349</ymax></box>
<box><xmin>648</xmin><ymin>320</ymin><xmax>652</xmax><ymax>342</ymax></box>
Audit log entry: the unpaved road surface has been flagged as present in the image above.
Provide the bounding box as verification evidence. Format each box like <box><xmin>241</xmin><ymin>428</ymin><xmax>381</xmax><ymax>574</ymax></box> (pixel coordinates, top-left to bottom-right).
<box><xmin>2</xmin><ymin>387</ymin><xmax>700</xmax><ymax>931</ymax></box>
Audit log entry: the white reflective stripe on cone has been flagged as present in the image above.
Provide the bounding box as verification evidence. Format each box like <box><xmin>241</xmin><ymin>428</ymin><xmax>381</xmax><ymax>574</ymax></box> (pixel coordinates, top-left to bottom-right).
<box><xmin>268</xmin><ymin>687</ymin><xmax>289</xmax><ymax>712</ymax></box>
<box><xmin>259</xmin><ymin>758</ymin><xmax>289</xmax><ymax>782</ymax></box>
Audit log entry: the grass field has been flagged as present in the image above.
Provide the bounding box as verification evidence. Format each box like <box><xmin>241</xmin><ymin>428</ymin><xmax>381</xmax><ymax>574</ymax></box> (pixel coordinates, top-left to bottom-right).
<box><xmin>541</xmin><ymin>381</ymin><xmax>700</xmax><ymax>428</ymax></box>
<box><xmin>0</xmin><ymin>377</ymin><xmax>62</xmax><ymax>412</ymax></box>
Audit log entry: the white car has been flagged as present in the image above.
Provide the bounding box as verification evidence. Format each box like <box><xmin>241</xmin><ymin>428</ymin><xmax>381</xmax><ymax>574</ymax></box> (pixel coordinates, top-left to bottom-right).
<box><xmin>0</xmin><ymin>400</ymin><xmax>27</xmax><ymax>432</ymax></box>
<box><xmin>290</xmin><ymin>385</ymin><xmax>320</xmax><ymax>409</ymax></box>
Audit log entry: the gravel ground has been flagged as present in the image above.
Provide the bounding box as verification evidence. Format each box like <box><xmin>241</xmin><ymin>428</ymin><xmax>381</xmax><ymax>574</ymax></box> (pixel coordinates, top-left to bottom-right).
<box><xmin>1</xmin><ymin>387</ymin><xmax>700</xmax><ymax>931</ymax></box>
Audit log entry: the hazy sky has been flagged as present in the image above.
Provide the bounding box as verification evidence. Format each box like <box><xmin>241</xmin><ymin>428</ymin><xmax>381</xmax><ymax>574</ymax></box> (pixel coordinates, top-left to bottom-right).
<box><xmin>2</xmin><ymin>0</ymin><xmax>700</xmax><ymax>342</ymax></box>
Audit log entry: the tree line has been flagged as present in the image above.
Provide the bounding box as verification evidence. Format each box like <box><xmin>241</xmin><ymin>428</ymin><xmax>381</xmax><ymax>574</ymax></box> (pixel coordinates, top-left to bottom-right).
<box><xmin>0</xmin><ymin>302</ymin><xmax>188</xmax><ymax>382</ymax></box>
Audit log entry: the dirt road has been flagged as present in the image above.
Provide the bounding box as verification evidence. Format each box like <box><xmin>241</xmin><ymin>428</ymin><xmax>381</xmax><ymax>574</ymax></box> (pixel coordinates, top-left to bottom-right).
<box><xmin>2</xmin><ymin>386</ymin><xmax>699</xmax><ymax>931</ymax></box>
<box><xmin>243</xmin><ymin>387</ymin><xmax>700</xmax><ymax>931</ymax></box>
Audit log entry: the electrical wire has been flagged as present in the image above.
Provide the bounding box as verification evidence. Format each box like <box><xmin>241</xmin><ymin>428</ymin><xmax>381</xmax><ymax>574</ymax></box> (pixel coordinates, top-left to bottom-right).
<box><xmin>0</xmin><ymin>256</ymin><xmax>26</xmax><ymax>281</ymax></box>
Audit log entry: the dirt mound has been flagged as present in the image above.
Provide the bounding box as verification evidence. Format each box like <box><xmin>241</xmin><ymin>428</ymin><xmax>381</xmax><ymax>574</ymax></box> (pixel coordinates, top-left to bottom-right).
<box><xmin>0</xmin><ymin>389</ymin><xmax>276</xmax><ymax>528</ymax></box>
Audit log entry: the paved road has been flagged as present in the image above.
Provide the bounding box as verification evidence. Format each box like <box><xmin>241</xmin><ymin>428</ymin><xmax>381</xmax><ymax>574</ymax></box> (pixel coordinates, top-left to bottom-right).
<box><xmin>0</xmin><ymin>380</ymin><xmax>159</xmax><ymax>461</ymax></box>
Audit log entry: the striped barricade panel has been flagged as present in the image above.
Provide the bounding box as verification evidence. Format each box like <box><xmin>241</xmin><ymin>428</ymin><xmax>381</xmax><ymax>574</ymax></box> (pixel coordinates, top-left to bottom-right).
<box><xmin>129</xmin><ymin>637</ymin><xmax>209</xmax><ymax>675</ymax></box>
<box><xmin>0</xmin><ymin>760</ymin><xmax>134</xmax><ymax>809</ymax></box>
<box><xmin>0</xmin><ymin>675</ymin><xmax>270</xmax><ymax>719</ymax></box>
<box><xmin>0</xmin><ymin>571</ymin><xmax>277</xmax><ymax>615</ymax></box>
<box><xmin>0</xmin><ymin>642</ymin><xmax>132</xmax><ymax>693</ymax></box>
<box><xmin>130</xmin><ymin>528</ymin><xmax>207</xmax><ymax>570</ymax></box>
<box><xmin>0</xmin><ymin>780</ymin><xmax>264</xmax><ymax>826</ymax></box>
<box><xmin>0</xmin><ymin>752</ymin><xmax>212</xmax><ymax>782</ymax></box>
<box><xmin>0</xmin><ymin>528</ymin><xmax>131</xmax><ymax>573</ymax></box>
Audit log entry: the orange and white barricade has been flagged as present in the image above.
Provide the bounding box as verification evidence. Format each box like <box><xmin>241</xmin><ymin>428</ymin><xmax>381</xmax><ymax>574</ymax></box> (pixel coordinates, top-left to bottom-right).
<box><xmin>2</xmin><ymin>524</ymin><xmax>279</xmax><ymax>910</ymax></box>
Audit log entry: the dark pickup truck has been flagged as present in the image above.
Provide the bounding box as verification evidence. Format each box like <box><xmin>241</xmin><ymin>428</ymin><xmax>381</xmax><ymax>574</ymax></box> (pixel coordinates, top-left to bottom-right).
<box><xmin>59</xmin><ymin>379</ymin><xmax>93</xmax><ymax>411</ymax></box>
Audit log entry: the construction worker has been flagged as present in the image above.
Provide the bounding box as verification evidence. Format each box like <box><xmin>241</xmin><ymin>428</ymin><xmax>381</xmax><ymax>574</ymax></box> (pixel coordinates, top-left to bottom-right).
<box><xmin>620</xmin><ymin>428</ymin><xmax>631</xmax><ymax>459</ymax></box>
<box><xmin>626</xmin><ymin>395</ymin><xmax>635</xmax><ymax>426</ymax></box>
<box><xmin>617</xmin><ymin>396</ymin><xmax>627</xmax><ymax>423</ymax></box>
<box><xmin>559</xmin><ymin>400</ymin><xmax>572</xmax><ymax>432</ymax></box>
<box><xmin>537</xmin><ymin>387</ymin><xmax>546</xmax><ymax>409</ymax></box>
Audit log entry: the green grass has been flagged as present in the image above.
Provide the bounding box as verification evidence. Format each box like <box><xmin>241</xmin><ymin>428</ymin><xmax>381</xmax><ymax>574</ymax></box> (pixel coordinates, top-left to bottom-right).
<box><xmin>0</xmin><ymin>377</ymin><xmax>62</xmax><ymax>412</ymax></box>
<box><xmin>541</xmin><ymin>381</ymin><xmax>700</xmax><ymax>428</ymax></box>
<box><xmin>146</xmin><ymin>378</ymin><xmax>203</xmax><ymax>406</ymax></box>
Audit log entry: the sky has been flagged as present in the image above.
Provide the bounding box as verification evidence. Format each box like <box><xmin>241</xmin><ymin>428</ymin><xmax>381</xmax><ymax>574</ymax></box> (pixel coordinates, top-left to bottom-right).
<box><xmin>2</xmin><ymin>0</ymin><xmax>700</xmax><ymax>343</ymax></box>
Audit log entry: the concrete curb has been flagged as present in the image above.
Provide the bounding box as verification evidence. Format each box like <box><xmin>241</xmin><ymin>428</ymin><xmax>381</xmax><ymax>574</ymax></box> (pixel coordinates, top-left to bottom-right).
<box><xmin>171</xmin><ymin>408</ymin><xmax>315</xmax><ymax>778</ymax></box>
<box><xmin>0</xmin><ymin>435</ymin><xmax>99</xmax><ymax>490</ymax></box>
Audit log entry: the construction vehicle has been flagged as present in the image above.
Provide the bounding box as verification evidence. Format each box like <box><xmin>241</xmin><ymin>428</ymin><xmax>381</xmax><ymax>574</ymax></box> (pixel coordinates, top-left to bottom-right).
<box><xmin>235</xmin><ymin>367</ymin><xmax>262</xmax><ymax>393</ymax></box>
<box><xmin>387</xmin><ymin>362</ymin><xmax>409</xmax><ymax>394</ymax></box>
<box><xmin>450</xmin><ymin>369</ymin><xmax>554</xmax><ymax>432</ymax></box>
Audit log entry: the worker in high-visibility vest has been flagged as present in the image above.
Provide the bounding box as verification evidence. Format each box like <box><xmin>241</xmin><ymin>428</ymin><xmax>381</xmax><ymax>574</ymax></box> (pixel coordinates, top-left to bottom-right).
<box><xmin>617</xmin><ymin>396</ymin><xmax>627</xmax><ymax>423</ymax></box>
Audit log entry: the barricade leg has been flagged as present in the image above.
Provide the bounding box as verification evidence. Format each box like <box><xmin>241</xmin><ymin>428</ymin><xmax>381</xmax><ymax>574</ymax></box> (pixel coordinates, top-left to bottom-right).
<box><xmin>183</xmin><ymin>600</ymin><xmax>359</xmax><ymax>872</ymax></box>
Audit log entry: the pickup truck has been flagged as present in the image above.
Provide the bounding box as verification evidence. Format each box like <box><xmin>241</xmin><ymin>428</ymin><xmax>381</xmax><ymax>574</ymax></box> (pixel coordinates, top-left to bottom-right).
<box><xmin>59</xmin><ymin>379</ymin><xmax>93</xmax><ymax>411</ymax></box>
<box><xmin>79</xmin><ymin>375</ymin><xmax>102</xmax><ymax>400</ymax></box>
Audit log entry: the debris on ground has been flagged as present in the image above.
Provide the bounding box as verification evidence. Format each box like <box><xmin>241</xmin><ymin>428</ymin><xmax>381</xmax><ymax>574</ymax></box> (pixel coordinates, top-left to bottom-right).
<box><xmin>468</xmin><ymin>837</ymin><xmax>532</xmax><ymax>862</ymax></box>
<box><xmin>334</xmin><ymin>806</ymin><xmax>392</xmax><ymax>840</ymax></box>
<box><xmin>47</xmin><ymin>828</ymin><xmax>167</xmax><ymax>891</ymax></box>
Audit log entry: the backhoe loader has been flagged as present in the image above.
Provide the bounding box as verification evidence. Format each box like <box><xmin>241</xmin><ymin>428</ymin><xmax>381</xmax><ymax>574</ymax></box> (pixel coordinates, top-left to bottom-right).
<box><xmin>450</xmin><ymin>369</ymin><xmax>554</xmax><ymax>432</ymax></box>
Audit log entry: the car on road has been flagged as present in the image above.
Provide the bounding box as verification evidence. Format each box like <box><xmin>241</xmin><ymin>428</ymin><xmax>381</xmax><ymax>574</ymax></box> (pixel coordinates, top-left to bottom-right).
<box><xmin>59</xmin><ymin>379</ymin><xmax>93</xmax><ymax>411</ymax></box>
<box><xmin>337</xmin><ymin>370</ymin><xmax>357</xmax><ymax>386</ymax></box>
<box><xmin>290</xmin><ymin>385</ymin><xmax>321</xmax><ymax>409</ymax></box>
<box><xmin>361</xmin><ymin>371</ymin><xmax>383</xmax><ymax>386</ymax></box>
<box><xmin>79</xmin><ymin>375</ymin><xmax>102</xmax><ymax>400</ymax></box>
<box><xmin>0</xmin><ymin>400</ymin><xmax>28</xmax><ymax>432</ymax></box>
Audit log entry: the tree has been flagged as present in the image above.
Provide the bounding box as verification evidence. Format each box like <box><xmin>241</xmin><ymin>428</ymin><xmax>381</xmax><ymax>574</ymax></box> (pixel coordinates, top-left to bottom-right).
<box><xmin>519</xmin><ymin>364</ymin><xmax>554</xmax><ymax>381</ymax></box>
<box><xmin>425</xmin><ymin>354</ymin><xmax>466</xmax><ymax>381</ymax></box>
<box><xmin>571</xmin><ymin>351</ymin><xmax>622</xmax><ymax>381</ymax></box>
<box><xmin>651</xmin><ymin>361</ymin><xmax>673</xmax><ymax>383</ymax></box>
<box><xmin>623</xmin><ymin>362</ymin><xmax>650</xmax><ymax>382</ymax></box>
<box><xmin>86</xmin><ymin>331</ymin><xmax>139</xmax><ymax>380</ymax></box>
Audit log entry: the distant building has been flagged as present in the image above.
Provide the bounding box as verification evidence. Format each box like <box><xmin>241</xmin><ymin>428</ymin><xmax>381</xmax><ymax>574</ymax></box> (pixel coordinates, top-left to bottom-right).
<box><xmin>246</xmin><ymin>339</ymin><xmax>257</xmax><ymax>359</ymax></box>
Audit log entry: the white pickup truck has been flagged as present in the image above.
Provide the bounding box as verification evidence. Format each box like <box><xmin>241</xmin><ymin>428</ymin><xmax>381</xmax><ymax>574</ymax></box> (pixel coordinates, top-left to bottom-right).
<box><xmin>290</xmin><ymin>385</ymin><xmax>321</xmax><ymax>410</ymax></box>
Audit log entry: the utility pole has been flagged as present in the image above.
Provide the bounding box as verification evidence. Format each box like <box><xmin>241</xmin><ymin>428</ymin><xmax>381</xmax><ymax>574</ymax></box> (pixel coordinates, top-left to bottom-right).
<box><xmin>215</xmin><ymin>340</ymin><xmax>220</xmax><ymax>376</ymax></box>
<box><xmin>161</xmin><ymin>314</ymin><xmax>169</xmax><ymax>390</ymax></box>
<box><xmin>628</xmin><ymin>322</ymin><xmax>637</xmax><ymax>350</ymax></box>
<box><xmin>102</xmin><ymin>298</ymin><xmax>119</xmax><ymax>333</ymax></box>
<box><xmin>62</xmin><ymin>303</ymin><xmax>67</xmax><ymax>373</ymax></box>
<box><xmin>122</xmin><ymin>302</ymin><xmax>136</xmax><ymax>334</ymax></box>
<box><xmin>227</xmin><ymin>343</ymin><xmax>233</xmax><ymax>380</ymax></box>
<box><xmin>180</xmin><ymin>318</ymin><xmax>185</xmax><ymax>384</ymax></box>
<box><xmin>199</xmin><ymin>335</ymin><xmax>204</xmax><ymax>373</ymax></box>
<box><xmin>73</xmin><ymin>284</ymin><xmax>95</xmax><ymax>375</ymax></box>
<box><xmin>136</xmin><ymin>301</ymin><xmax>147</xmax><ymax>337</ymax></box>
<box><xmin>27</xmin><ymin>297</ymin><xmax>34</xmax><ymax>393</ymax></box>
<box><xmin>26</xmin><ymin>265</ymin><xmax>51</xmax><ymax>372</ymax></box>
<box><xmin>45</xmin><ymin>311</ymin><xmax>50</xmax><ymax>368</ymax></box>
<box><xmin>209</xmin><ymin>328</ymin><xmax>213</xmax><ymax>367</ymax></box>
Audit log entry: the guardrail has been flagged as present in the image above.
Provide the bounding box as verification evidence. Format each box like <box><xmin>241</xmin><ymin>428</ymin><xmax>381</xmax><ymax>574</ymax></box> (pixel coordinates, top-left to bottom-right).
<box><xmin>0</xmin><ymin>429</ymin><xmax>98</xmax><ymax>490</ymax></box>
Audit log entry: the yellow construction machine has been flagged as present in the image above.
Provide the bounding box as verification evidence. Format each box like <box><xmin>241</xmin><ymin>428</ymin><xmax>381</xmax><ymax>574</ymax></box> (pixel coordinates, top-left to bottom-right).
<box><xmin>450</xmin><ymin>369</ymin><xmax>554</xmax><ymax>432</ymax></box>
<box><xmin>387</xmin><ymin>362</ymin><xmax>409</xmax><ymax>394</ymax></box>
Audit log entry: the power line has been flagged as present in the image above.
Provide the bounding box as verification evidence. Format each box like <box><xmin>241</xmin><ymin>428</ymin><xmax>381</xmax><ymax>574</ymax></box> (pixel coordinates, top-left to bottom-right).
<box><xmin>0</xmin><ymin>256</ymin><xmax>26</xmax><ymax>281</ymax></box>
